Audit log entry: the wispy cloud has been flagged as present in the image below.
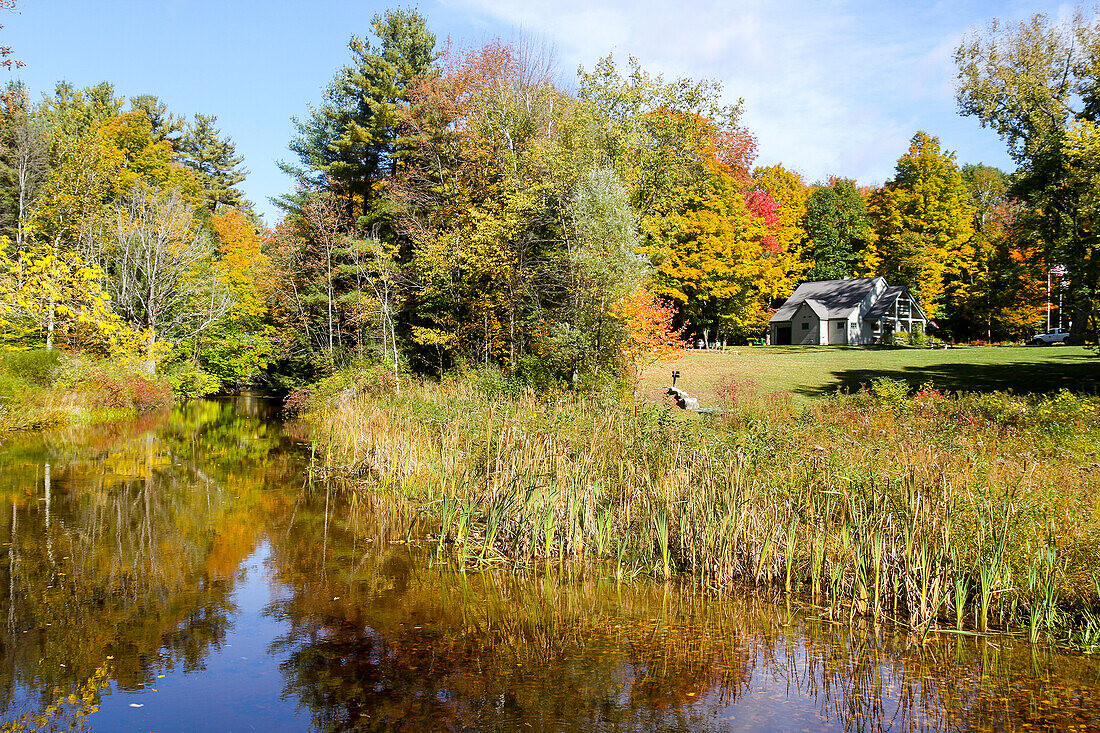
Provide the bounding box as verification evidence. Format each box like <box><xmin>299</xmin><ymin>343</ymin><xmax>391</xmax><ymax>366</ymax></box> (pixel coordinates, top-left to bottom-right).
<box><xmin>440</xmin><ymin>0</ymin><xmax>1026</xmax><ymax>184</ymax></box>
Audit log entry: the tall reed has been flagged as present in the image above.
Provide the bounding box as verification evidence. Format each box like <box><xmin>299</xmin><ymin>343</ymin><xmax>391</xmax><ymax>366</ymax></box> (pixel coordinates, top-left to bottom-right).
<box><xmin>302</xmin><ymin>374</ymin><xmax>1100</xmax><ymax>640</ymax></box>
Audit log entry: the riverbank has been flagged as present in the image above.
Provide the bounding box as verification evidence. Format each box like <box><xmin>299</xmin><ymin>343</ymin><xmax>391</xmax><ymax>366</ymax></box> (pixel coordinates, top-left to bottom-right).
<box><xmin>300</xmin><ymin>373</ymin><xmax>1100</xmax><ymax>645</ymax></box>
<box><xmin>4</xmin><ymin>401</ymin><xmax>1096</xmax><ymax>731</ymax></box>
<box><xmin>0</xmin><ymin>348</ymin><xmax>172</xmax><ymax>432</ymax></box>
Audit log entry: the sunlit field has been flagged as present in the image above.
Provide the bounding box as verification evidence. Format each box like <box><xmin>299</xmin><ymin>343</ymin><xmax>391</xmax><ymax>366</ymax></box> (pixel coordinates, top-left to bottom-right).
<box><xmin>640</xmin><ymin>345</ymin><xmax>1099</xmax><ymax>405</ymax></box>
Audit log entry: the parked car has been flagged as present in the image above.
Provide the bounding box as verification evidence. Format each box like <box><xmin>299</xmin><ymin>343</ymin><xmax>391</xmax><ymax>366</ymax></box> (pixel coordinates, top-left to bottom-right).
<box><xmin>1031</xmin><ymin>327</ymin><xmax>1071</xmax><ymax>345</ymax></box>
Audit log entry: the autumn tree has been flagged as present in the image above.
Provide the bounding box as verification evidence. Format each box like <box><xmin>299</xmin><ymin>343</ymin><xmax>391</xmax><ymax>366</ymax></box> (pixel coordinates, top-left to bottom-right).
<box><xmin>198</xmin><ymin>208</ymin><xmax>274</xmax><ymax>388</ymax></box>
<box><xmin>612</xmin><ymin>287</ymin><xmax>684</xmax><ymax>388</ymax></box>
<box><xmin>866</xmin><ymin>132</ymin><xmax>975</xmax><ymax>319</ymax></box>
<box><xmin>102</xmin><ymin>184</ymin><xmax>231</xmax><ymax>374</ymax></box>
<box><xmin>0</xmin><ymin>244</ymin><xmax>122</xmax><ymax>351</ymax></box>
<box><xmin>393</xmin><ymin>40</ymin><xmax>570</xmax><ymax>372</ymax></box>
<box><xmin>576</xmin><ymin>55</ymin><xmax>746</xmax><ymax>222</ymax></box>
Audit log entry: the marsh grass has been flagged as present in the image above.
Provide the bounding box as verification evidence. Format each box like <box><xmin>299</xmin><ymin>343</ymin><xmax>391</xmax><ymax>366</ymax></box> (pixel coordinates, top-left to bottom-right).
<box><xmin>302</xmin><ymin>374</ymin><xmax>1100</xmax><ymax>642</ymax></box>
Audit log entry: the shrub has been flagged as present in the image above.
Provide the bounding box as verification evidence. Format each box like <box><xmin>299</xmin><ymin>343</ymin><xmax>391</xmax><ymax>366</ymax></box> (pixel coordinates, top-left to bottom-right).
<box><xmin>1</xmin><ymin>348</ymin><xmax>62</xmax><ymax>386</ymax></box>
<box><xmin>869</xmin><ymin>376</ymin><xmax>910</xmax><ymax>406</ymax></box>
<box><xmin>81</xmin><ymin>368</ymin><xmax>172</xmax><ymax>412</ymax></box>
<box><xmin>283</xmin><ymin>386</ymin><xmax>316</xmax><ymax>419</ymax></box>
<box><xmin>165</xmin><ymin>362</ymin><xmax>222</xmax><ymax>399</ymax></box>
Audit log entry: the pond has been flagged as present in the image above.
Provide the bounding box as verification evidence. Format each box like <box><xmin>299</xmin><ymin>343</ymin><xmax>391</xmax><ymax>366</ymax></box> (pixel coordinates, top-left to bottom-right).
<box><xmin>0</xmin><ymin>399</ymin><xmax>1097</xmax><ymax>732</ymax></box>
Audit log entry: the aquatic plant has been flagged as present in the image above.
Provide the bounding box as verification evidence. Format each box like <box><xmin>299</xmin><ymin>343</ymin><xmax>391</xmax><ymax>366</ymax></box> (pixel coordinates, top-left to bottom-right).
<box><xmin>301</xmin><ymin>376</ymin><xmax>1100</xmax><ymax>642</ymax></box>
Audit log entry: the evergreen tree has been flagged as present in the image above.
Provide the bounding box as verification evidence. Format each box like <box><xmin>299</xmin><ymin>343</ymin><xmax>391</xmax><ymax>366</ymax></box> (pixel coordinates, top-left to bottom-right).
<box><xmin>283</xmin><ymin>9</ymin><xmax>438</xmax><ymax>222</ymax></box>
<box><xmin>129</xmin><ymin>94</ymin><xmax>185</xmax><ymax>147</ymax></box>
<box><xmin>178</xmin><ymin>113</ymin><xmax>247</xmax><ymax>213</ymax></box>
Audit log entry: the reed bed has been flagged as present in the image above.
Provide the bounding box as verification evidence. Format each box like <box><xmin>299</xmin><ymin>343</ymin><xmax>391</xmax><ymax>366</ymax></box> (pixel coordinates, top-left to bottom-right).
<box><xmin>300</xmin><ymin>373</ymin><xmax>1100</xmax><ymax>642</ymax></box>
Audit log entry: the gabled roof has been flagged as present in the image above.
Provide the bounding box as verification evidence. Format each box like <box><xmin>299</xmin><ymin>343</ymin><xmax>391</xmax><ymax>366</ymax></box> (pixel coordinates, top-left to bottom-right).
<box><xmin>864</xmin><ymin>286</ymin><xmax>904</xmax><ymax>318</ymax></box>
<box><xmin>865</xmin><ymin>285</ymin><xmax>929</xmax><ymax>321</ymax></box>
<box><xmin>801</xmin><ymin>298</ymin><xmax>829</xmax><ymax>318</ymax></box>
<box><xmin>770</xmin><ymin>277</ymin><xmax>884</xmax><ymax>322</ymax></box>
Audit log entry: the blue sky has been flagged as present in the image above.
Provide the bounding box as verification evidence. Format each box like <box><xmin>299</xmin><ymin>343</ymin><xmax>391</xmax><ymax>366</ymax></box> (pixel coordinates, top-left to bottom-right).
<box><xmin>3</xmin><ymin>0</ymin><xmax>1074</xmax><ymax>223</ymax></box>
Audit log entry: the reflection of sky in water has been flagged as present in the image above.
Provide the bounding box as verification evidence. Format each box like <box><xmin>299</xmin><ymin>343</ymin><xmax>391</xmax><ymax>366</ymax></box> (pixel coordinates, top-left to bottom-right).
<box><xmin>0</xmin><ymin>403</ymin><xmax>1098</xmax><ymax>732</ymax></box>
<box><xmin>93</xmin><ymin>543</ymin><xmax>311</xmax><ymax>733</ymax></box>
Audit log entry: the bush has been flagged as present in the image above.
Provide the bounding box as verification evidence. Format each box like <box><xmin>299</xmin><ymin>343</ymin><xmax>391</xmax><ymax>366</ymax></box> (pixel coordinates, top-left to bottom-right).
<box><xmin>285</xmin><ymin>359</ymin><xmax>404</xmax><ymax>418</ymax></box>
<box><xmin>1</xmin><ymin>348</ymin><xmax>62</xmax><ymax>386</ymax></box>
<box><xmin>283</xmin><ymin>385</ymin><xmax>316</xmax><ymax>419</ymax></box>
<box><xmin>165</xmin><ymin>361</ymin><xmax>222</xmax><ymax>399</ymax></box>
<box><xmin>869</xmin><ymin>376</ymin><xmax>910</xmax><ymax>406</ymax></box>
<box><xmin>80</xmin><ymin>368</ymin><xmax>172</xmax><ymax>412</ymax></box>
<box><xmin>465</xmin><ymin>364</ymin><xmax>528</xmax><ymax>401</ymax></box>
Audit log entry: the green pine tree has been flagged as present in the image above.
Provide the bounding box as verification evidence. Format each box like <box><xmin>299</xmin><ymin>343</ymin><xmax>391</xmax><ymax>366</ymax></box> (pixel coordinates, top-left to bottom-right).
<box><xmin>179</xmin><ymin>113</ymin><xmax>248</xmax><ymax>213</ymax></box>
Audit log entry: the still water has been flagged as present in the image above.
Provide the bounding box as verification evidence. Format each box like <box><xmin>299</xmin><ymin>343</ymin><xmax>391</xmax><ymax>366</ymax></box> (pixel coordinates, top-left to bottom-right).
<box><xmin>0</xmin><ymin>399</ymin><xmax>1097</xmax><ymax>732</ymax></box>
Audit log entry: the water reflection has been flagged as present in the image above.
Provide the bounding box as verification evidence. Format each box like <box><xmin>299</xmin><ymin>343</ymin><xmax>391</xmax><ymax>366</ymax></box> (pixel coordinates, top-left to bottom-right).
<box><xmin>0</xmin><ymin>402</ymin><xmax>1097</xmax><ymax>732</ymax></box>
<box><xmin>0</xmin><ymin>399</ymin><xmax>301</xmax><ymax>727</ymax></box>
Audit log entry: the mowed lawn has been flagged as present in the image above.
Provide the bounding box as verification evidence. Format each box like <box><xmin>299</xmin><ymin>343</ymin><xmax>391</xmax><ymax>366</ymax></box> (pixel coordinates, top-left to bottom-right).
<box><xmin>639</xmin><ymin>345</ymin><xmax>1099</xmax><ymax>406</ymax></box>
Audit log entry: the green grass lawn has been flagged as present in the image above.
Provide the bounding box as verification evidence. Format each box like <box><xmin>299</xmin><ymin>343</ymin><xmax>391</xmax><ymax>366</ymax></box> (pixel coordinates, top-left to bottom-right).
<box><xmin>640</xmin><ymin>345</ymin><xmax>1099</xmax><ymax>405</ymax></box>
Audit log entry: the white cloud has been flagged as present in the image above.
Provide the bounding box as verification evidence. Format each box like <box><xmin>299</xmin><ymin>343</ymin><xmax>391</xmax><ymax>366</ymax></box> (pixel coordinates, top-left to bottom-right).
<box><xmin>439</xmin><ymin>0</ymin><xmax>1021</xmax><ymax>183</ymax></box>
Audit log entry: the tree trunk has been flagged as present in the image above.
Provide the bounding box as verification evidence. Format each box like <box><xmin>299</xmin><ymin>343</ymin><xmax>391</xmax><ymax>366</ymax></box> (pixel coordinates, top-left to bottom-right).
<box><xmin>45</xmin><ymin>297</ymin><xmax>55</xmax><ymax>350</ymax></box>
<box><xmin>145</xmin><ymin>329</ymin><xmax>157</xmax><ymax>376</ymax></box>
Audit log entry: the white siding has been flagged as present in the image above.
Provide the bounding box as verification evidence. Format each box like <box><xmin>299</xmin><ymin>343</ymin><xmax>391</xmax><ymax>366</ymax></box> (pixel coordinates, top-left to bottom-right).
<box><xmin>827</xmin><ymin>318</ymin><xmax>848</xmax><ymax>345</ymax></box>
<box><xmin>791</xmin><ymin>304</ymin><xmax>820</xmax><ymax>345</ymax></box>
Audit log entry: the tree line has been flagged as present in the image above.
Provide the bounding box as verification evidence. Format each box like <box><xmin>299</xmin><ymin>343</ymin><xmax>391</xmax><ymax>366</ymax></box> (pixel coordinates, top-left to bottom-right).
<box><xmin>0</xmin><ymin>79</ymin><xmax>270</xmax><ymax>393</ymax></box>
<box><xmin>1</xmin><ymin>7</ymin><xmax>1096</xmax><ymax>394</ymax></box>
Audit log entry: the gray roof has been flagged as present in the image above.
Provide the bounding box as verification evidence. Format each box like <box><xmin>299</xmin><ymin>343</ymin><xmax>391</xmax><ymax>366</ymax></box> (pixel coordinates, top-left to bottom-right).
<box><xmin>864</xmin><ymin>285</ymin><xmax>929</xmax><ymax>321</ymax></box>
<box><xmin>770</xmin><ymin>277</ymin><xmax>883</xmax><ymax>322</ymax></box>
<box><xmin>864</xmin><ymin>286</ymin><xmax>905</xmax><ymax>318</ymax></box>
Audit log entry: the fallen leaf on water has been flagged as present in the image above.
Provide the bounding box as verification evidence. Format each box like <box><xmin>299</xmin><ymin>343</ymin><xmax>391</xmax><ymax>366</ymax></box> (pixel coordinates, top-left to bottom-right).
<box><xmin>129</xmin><ymin>703</ymin><xmax>143</xmax><ymax>708</ymax></box>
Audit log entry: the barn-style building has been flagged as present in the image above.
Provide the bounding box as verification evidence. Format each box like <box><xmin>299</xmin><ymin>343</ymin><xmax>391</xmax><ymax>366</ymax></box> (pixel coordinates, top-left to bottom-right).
<box><xmin>769</xmin><ymin>277</ymin><xmax>928</xmax><ymax>345</ymax></box>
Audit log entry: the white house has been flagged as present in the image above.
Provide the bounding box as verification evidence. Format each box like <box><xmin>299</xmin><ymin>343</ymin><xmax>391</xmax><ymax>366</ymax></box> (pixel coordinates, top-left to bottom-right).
<box><xmin>768</xmin><ymin>277</ymin><xmax>929</xmax><ymax>345</ymax></box>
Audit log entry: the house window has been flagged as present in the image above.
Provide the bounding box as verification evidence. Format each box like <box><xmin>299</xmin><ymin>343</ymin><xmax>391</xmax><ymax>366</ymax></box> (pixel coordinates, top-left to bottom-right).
<box><xmin>801</xmin><ymin>322</ymin><xmax>809</xmax><ymax>330</ymax></box>
<box><xmin>836</xmin><ymin>322</ymin><xmax>844</xmax><ymax>330</ymax></box>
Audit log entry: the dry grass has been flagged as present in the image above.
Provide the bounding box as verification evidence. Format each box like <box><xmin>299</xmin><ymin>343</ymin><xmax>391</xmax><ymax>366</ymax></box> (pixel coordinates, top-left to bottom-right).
<box><xmin>302</xmin><ymin>372</ymin><xmax>1100</xmax><ymax>642</ymax></box>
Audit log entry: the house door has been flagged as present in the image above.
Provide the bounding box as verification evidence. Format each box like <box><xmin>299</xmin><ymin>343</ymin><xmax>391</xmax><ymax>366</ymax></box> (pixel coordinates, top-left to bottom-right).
<box><xmin>776</xmin><ymin>326</ymin><xmax>791</xmax><ymax>345</ymax></box>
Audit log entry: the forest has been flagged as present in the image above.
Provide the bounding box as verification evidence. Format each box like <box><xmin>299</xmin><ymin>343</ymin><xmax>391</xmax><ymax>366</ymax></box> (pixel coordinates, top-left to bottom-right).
<box><xmin>0</xmin><ymin>7</ymin><xmax>1096</xmax><ymax>396</ymax></box>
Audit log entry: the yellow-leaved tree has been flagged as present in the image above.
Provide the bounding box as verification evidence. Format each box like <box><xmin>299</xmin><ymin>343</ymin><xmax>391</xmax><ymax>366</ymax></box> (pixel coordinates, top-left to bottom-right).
<box><xmin>0</xmin><ymin>240</ymin><xmax>137</xmax><ymax>354</ymax></box>
<box><xmin>866</xmin><ymin>132</ymin><xmax>975</xmax><ymax>319</ymax></box>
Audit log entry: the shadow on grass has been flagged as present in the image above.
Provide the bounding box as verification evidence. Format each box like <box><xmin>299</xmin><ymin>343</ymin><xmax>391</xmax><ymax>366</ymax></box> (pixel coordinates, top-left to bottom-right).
<box><xmin>799</xmin><ymin>351</ymin><xmax>1100</xmax><ymax>398</ymax></box>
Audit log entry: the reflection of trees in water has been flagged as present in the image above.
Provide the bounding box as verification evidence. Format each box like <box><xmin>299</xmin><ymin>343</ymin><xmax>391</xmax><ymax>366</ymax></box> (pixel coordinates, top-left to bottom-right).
<box><xmin>1</xmin><ymin>402</ymin><xmax>1097</xmax><ymax>731</ymax></box>
<box><xmin>266</xmin><ymin>494</ymin><xmax>1100</xmax><ymax>732</ymax></box>
<box><xmin>0</xmin><ymin>399</ymin><xmax>301</xmax><ymax>719</ymax></box>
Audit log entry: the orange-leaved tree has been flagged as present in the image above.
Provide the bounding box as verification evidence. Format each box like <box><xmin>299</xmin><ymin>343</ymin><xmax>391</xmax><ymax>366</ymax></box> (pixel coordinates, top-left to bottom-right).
<box><xmin>613</xmin><ymin>287</ymin><xmax>685</xmax><ymax>388</ymax></box>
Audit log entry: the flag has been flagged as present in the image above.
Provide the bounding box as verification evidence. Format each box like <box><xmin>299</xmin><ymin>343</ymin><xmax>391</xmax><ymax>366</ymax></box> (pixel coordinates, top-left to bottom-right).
<box><xmin>1050</xmin><ymin>264</ymin><xmax>1067</xmax><ymax>276</ymax></box>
